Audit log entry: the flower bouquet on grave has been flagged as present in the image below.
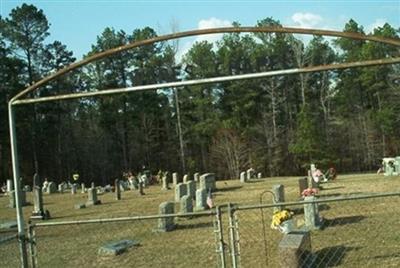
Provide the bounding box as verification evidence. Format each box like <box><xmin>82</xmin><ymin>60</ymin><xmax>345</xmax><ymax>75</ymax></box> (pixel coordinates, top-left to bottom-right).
<box><xmin>271</xmin><ymin>210</ymin><xmax>295</xmax><ymax>234</ymax></box>
<box><xmin>301</xmin><ymin>188</ymin><xmax>319</xmax><ymax>198</ymax></box>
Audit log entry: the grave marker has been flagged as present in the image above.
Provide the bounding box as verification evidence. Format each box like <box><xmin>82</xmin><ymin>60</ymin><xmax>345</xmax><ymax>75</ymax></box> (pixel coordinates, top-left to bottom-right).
<box><xmin>279</xmin><ymin>231</ymin><xmax>313</xmax><ymax>268</ymax></box>
<box><xmin>195</xmin><ymin>189</ymin><xmax>207</xmax><ymax>211</ymax></box>
<box><xmin>199</xmin><ymin>173</ymin><xmax>216</xmax><ymax>191</ymax></box>
<box><xmin>304</xmin><ymin>196</ymin><xmax>322</xmax><ymax>230</ymax></box>
<box><xmin>86</xmin><ymin>187</ymin><xmax>101</xmax><ymax>206</ymax></box>
<box><xmin>240</xmin><ymin>172</ymin><xmax>246</xmax><ymax>183</ymax></box>
<box><xmin>180</xmin><ymin>195</ymin><xmax>193</xmax><ymax>214</ymax></box>
<box><xmin>155</xmin><ymin>202</ymin><xmax>175</xmax><ymax>232</ymax></box>
<box><xmin>298</xmin><ymin>178</ymin><xmax>308</xmax><ymax>197</ymax></box>
<box><xmin>175</xmin><ymin>183</ymin><xmax>187</xmax><ymax>202</ymax></box>
<box><xmin>186</xmin><ymin>181</ymin><xmax>196</xmax><ymax>199</ymax></box>
<box><xmin>172</xmin><ymin>172</ymin><xmax>179</xmax><ymax>187</ymax></box>
<box><xmin>115</xmin><ymin>179</ymin><xmax>121</xmax><ymax>200</ymax></box>
<box><xmin>272</xmin><ymin>184</ymin><xmax>285</xmax><ymax>212</ymax></box>
<box><xmin>194</xmin><ymin>173</ymin><xmax>200</xmax><ymax>182</ymax></box>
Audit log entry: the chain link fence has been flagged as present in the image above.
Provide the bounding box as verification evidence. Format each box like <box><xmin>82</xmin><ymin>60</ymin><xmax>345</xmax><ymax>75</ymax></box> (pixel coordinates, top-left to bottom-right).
<box><xmin>231</xmin><ymin>193</ymin><xmax>400</xmax><ymax>267</ymax></box>
<box><xmin>0</xmin><ymin>229</ymin><xmax>20</xmax><ymax>267</ymax></box>
<box><xmin>5</xmin><ymin>192</ymin><xmax>400</xmax><ymax>267</ymax></box>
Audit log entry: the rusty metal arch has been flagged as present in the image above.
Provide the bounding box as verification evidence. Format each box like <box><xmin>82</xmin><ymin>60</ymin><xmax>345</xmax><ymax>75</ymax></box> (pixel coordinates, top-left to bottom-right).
<box><xmin>10</xmin><ymin>26</ymin><xmax>400</xmax><ymax>103</ymax></box>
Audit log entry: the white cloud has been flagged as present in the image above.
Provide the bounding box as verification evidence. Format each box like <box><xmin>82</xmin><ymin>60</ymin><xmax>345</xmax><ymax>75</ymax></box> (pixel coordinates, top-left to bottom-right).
<box><xmin>196</xmin><ymin>17</ymin><xmax>232</xmax><ymax>43</ymax></box>
<box><xmin>291</xmin><ymin>12</ymin><xmax>323</xmax><ymax>28</ymax></box>
<box><xmin>176</xmin><ymin>17</ymin><xmax>231</xmax><ymax>62</ymax></box>
<box><xmin>367</xmin><ymin>18</ymin><xmax>387</xmax><ymax>33</ymax></box>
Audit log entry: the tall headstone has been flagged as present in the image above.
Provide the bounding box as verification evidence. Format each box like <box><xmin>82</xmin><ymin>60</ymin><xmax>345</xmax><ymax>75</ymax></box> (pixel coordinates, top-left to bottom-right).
<box><xmin>71</xmin><ymin>184</ymin><xmax>77</xmax><ymax>194</ymax></box>
<box><xmin>298</xmin><ymin>178</ymin><xmax>308</xmax><ymax>197</ymax></box>
<box><xmin>6</xmin><ymin>179</ymin><xmax>13</xmax><ymax>193</ymax></box>
<box><xmin>272</xmin><ymin>184</ymin><xmax>285</xmax><ymax>212</ymax></box>
<box><xmin>156</xmin><ymin>201</ymin><xmax>175</xmax><ymax>232</ymax></box>
<box><xmin>175</xmin><ymin>183</ymin><xmax>187</xmax><ymax>202</ymax></box>
<box><xmin>8</xmin><ymin>190</ymin><xmax>16</xmax><ymax>208</ymax></box>
<box><xmin>195</xmin><ymin>189</ymin><xmax>207</xmax><ymax>211</ymax></box>
<box><xmin>183</xmin><ymin>174</ymin><xmax>189</xmax><ymax>183</ymax></box>
<box><xmin>115</xmin><ymin>179</ymin><xmax>121</xmax><ymax>200</ymax></box>
<box><xmin>91</xmin><ymin>182</ymin><xmax>95</xmax><ymax>189</ymax></box>
<box><xmin>186</xmin><ymin>181</ymin><xmax>196</xmax><ymax>199</ymax></box>
<box><xmin>240</xmin><ymin>172</ymin><xmax>247</xmax><ymax>183</ymax></box>
<box><xmin>172</xmin><ymin>173</ymin><xmax>179</xmax><ymax>187</ymax></box>
<box><xmin>180</xmin><ymin>195</ymin><xmax>193</xmax><ymax>214</ymax></box>
<box><xmin>257</xmin><ymin>172</ymin><xmax>262</xmax><ymax>179</ymax></box>
<box><xmin>81</xmin><ymin>183</ymin><xmax>86</xmax><ymax>193</ymax></box>
<box><xmin>194</xmin><ymin>173</ymin><xmax>200</xmax><ymax>182</ymax></box>
<box><xmin>86</xmin><ymin>187</ymin><xmax>100</xmax><ymax>206</ymax></box>
<box><xmin>199</xmin><ymin>173</ymin><xmax>216</xmax><ymax>191</ymax></box>
<box><xmin>161</xmin><ymin>175</ymin><xmax>169</xmax><ymax>190</ymax></box>
<box><xmin>32</xmin><ymin>173</ymin><xmax>46</xmax><ymax>219</ymax></box>
<box><xmin>304</xmin><ymin>196</ymin><xmax>322</xmax><ymax>230</ymax></box>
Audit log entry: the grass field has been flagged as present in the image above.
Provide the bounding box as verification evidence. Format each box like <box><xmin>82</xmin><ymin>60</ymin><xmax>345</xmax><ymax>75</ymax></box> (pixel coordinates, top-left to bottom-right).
<box><xmin>1</xmin><ymin>173</ymin><xmax>400</xmax><ymax>267</ymax></box>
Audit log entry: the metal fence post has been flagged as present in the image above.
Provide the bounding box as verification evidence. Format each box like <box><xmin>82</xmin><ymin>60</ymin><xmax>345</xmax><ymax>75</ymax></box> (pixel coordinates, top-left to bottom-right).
<box><xmin>214</xmin><ymin>206</ymin><xmax>226</xmax><ymax>268</ymax></box>
<box><xmin>27</xmin><ymin>222</ymin><xmax>37</xmax><ymax>268</ymax></box>
<box><xmin>8</xmin><ymin>103</ymin><xmax>28</xmax><ymax>268</ymax></box>
<box><xmin>228</xmin><ymin>203</ymin><xmax>239</xmax><ymax>268</ymax></box>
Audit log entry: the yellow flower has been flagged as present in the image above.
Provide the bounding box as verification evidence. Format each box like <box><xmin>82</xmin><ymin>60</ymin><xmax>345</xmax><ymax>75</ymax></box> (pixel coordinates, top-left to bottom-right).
<box><xmin>271</xmin><ymin>210</ymin><xmax>293</xmax><ymax>229</ymax></box>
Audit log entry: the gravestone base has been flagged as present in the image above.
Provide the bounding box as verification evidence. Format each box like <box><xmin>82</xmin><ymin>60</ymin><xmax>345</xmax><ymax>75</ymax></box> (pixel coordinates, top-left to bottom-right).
<box><xmin>31</xmin><ymin>210</ymin><xmax>50</xmax><ymax>220</ymax></box>
<box><xmin>98</xmin><ymin>239</ymin><xmax>140</xmax><ymax>256</ymax></box>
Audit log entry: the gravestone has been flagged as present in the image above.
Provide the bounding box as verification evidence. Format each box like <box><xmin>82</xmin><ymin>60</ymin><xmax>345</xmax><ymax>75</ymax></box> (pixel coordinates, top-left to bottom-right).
<box><xmin>98</xmin><ymin>239</ymin><xmax>140</xmax><ymax>256</ymax></box>
<box><xmin>115</xmin><ymin>179</ymin><xmax>121</xmax><ymax>200</ymax></box>
<box><xmin>194</xmin><ymin>173</ymin><xmax>200</xmax><ymax>182</ymax></box>
<box><xmin>71</xmin><ymin>184</ymin><xmax>77</xmax><ymax>194</ymax></box>
<box><xmin>8</xmin><ymin>190</ymin><xmax>16</xmax><ymax>208</ymax></box>
<box><xmin>246</xmin><ymin>168</ymin><xmax>255</xmax><ymax>180</ymax></box>
<box><xmin>81</xmin><ymin>183</ymin><xmax>86</xmax><ymax>194</ymax></box>
<box><xmin>47</xmin><ymin>182</ymin><xmax>57</xmax><ymax>194</ymax></box>
<box><xmin>161</xmin><ymin>175</ymin><xmax>170</xmax><ymax>190</ymax></box>
<box><xmin>172</xmin><ymin>172</ymin><xmax>179</xmax><ymax>187</ymax></box>
<box><xmin>86</xmin><ymin>187</ymin><xmax>101</xmax><ymax>206</ymax></box>
<box><xmin>279</xmin><ymin>231</ymin><xmax>313</xmax><ymax>268</ymax></box>
<box><xmin>195</xmin><ymin>189</ymin><xmax>207</xmax><ymax>211</ymax></box>
<box><xmin>183</xmin><ymin>174</ymin><xmax>190</xmax><ymax>183</ymax></box>
<box><xmin>58</xmin><ymin>184</ymin><xmax>64</xmax><ymax>194</ymax></box>
<box><xmin>272</xmin><ymin>184</ymin><xmax>285</xmax><ymax>212</ymax></box>
<box><xmin>175</xmin><ymin>183</ymin><xmax>187</xmax><ymax>202</ymax></box>
<box><xmin>138</xmin><ymin>181</ymin><xmax>145</xmax><ymax>195</ymax></box>
<box><xmin>91</xmin><ymin>182</ymin><xmax>95</xmax><ymax>189</ymax></box>
<box><xmin>6</xmin><ymin>179</ymin><xmax>13</xmax><ymax>193</ymax></box>
<box><xmin>199</xmin><ymin>173</ymin><xmax>216</xmax><ymax>191</ymax></box>
<box><xmin>155</xmin><ymin>202</ymin><xmax>175</xmax><ymax>232</ymax></box>
<box><xmin>298</xmin><ymin>178</ymin><xmax>308</xmax><ymax>197</ymax></box>
<box><xmin>186</xmin><ymin>181</ymin><xmax>196</xmax><ymax>199</ymax></box>
<box><xmin>240</xmin><ymin>172</ymin><xmax>247</xmax><ymax>183</ymax></box>
<box><xmin>257</xmin><ymin>172</ymin><xmax>262</xmax><ymax>179</ymax></box>
<box><xmin>180</xmin><ymin>195</ymin><xmax>193</xmax><ymax>214</ymax></box>
<box><xmin>304</xmin><ymin>196</ymin><xmax>322</xmax><ymax>230</ymax></box>
<box><xmin>31</xmin><ymin>174</ymin><xmax>46</xmax><ymax>219</ymax></box>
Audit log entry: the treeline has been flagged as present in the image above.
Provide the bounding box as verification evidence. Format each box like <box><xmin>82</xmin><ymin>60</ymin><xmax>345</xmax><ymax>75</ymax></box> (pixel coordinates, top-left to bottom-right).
<box><xmin>0</xmin><ymin>4</ymin><xmax>399</xmax><ymax>185</ymax></box>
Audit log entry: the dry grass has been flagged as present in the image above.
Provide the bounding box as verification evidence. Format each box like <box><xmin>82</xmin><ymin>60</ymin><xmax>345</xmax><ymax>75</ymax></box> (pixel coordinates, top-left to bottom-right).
<box><xmin>1</xmin><ymin>173</ymin><xmax>400</xmax><ymax>267</ymax></box>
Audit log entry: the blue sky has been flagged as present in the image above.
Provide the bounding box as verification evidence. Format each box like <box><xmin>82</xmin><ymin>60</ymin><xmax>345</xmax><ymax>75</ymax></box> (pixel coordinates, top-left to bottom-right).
<box><xmin>1</xmin><ymin>0</ymin><xmax>399</xmax><ymax>60</ymax></box>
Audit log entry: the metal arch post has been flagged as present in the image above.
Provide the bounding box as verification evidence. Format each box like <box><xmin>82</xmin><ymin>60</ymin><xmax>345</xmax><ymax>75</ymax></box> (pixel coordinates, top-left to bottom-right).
<box><xmin>8</xmin><ymin>102</ymin><xmax>28</xmax><ymax>268</ymax></box>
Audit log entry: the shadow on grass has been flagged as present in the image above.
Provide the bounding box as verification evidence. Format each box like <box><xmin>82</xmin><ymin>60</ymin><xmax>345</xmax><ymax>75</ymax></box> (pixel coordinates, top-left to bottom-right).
<box><xmin>317</xmin><ymin>191</ymin><xmax>364</xmax><ymax>198</ymax></box>
<box><xmin>323</xmin><ymin>215</ymin><xmax>365</xmax><ymax>228</ymax></box>
<box><xmin>291</xmin><ymin>204</ymin><xmax>331</xmax><ymax>215</ymax></box>
<box><xmin>314</xmin><ymin>246</ymin><xmax>359</xmax><ymax>267</ymax></box>
<box><xmin>217</xmin><ymin>186</ymin><xmax>243</xmax><ymax>192</ymax></box>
